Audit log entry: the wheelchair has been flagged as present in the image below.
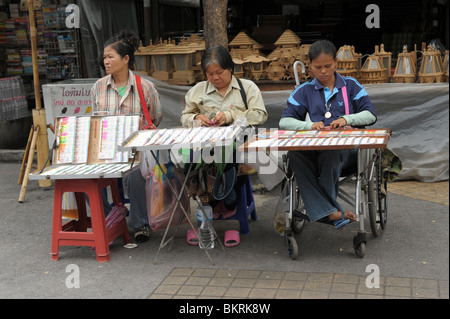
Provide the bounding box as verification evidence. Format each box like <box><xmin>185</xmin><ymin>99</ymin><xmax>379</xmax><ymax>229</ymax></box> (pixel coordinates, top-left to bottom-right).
<box><xmin>276</xmin><ymin>148</ymin><xmax>387</xmax><ymax>259</ymax></box>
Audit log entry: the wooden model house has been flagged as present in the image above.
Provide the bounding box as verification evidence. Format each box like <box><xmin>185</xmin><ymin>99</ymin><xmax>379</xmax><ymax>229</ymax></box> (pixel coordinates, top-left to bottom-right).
<box><xmin>336</xmin><ymin>45</ymin><xmax>359</xmax><ymax>79</ymax></box>
<box><xmin>243</xmin><ymin>54</ymin><xmax>271</xmax><ymax>80</ymax></box>
<box><xmin>374</xmin><ymin>44</ymin><xmax>392</xmax><ymax>81</ymax></box>
<box><xmin>393</xmin><ymin>45</ymin><xmax>417</xmax><ymax>83</ymax></box>
<box><xmin>266</xmin><ymin>29</ymin><xmax>301</xmax><ymax>81</ymax></box>
<box><xmin>418</xmin><ymin>44</ymin><xmax>444</xmax><ymax>83</ymax></box>
<box><xmin>229</xmin><ymin>32</ymin><xmax>262</xmax><ymax>60</ymax></box>
<box><xmin>359</xmin><ymin>54</ymin><xmax>388</xmax><ymax>84</ymax></box>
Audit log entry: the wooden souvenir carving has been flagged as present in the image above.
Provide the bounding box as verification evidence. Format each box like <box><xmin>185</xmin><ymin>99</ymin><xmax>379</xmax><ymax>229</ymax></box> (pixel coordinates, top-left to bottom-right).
<box><xmin>393</xmin><ymin>45</ymin><xmax>417</xmax><ymax>83</ymax></box>
<box><xmin>266</xmin><ymin>29</ymin><xmax>302</xmax><ymax>81</ymax></box>
<box><xmin>232</xmin><ymin>57</ymin><xmax>245</xmax><ymax>78</ymax></box>
<box><xmin>243</xmin><ymin>54</ymin><xmax>270</xmax><ymax>81</ymax></box>
<box><xmin>418</xmin><ymin>44</ymin><xmax>444</xmax><ymax>83</ymax></box>
<box><xmin>336</xmin><ymin>45</ymin><xmax>359</xmax><ymax>79</ymax></box>
<box><xmin>374</xmin><ymin>44</ymin><xmax>392</xmax><ymax>81</ymax></box>
<box><xmin>359</xmin><ymin>54</ymin><xmax>388</xmax><ymax>84</ymax></box>
<box><xmin>229</xmin><ymin>32</ymin><xmax>262</xmax><ymax>60</ymax></box>
<box><xmin>134</xmin><ymin>40</ymin><xmax>155</xmax><ymax>75</ymax></box>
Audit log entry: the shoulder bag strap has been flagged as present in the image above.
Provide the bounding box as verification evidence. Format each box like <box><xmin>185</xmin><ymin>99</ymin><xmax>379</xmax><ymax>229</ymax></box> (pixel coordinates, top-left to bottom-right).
<box><xmin>342</xmin><ymin>85</ymin><xmax>349</xmax><ymax>115</ymax></box>
<box><xmin>135</xmin><ymin>75</ymin><xmax>156</xmax><ymax>129</ymax></box>
<box><xmin>236</xmin><ymin>78</ymin><xmax>248</xmax><ymax>110</ymax></box>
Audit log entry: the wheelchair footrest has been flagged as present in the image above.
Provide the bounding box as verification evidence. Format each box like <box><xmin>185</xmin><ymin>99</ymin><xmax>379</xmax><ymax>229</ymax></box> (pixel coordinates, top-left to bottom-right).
<box><xmin>293</xmin><ymin>210</ymin><xmax>335</xmax><ymax>226</ymax></box>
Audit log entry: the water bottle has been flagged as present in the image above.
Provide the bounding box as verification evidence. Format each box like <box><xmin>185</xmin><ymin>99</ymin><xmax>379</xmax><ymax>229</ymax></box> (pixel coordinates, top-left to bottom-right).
<box><xmin>196</xmin><ymin>203</ymin><xmax>213</xmax><ymax>224</ymax></box>
<box><xmin>197</xmin><ymin>204</ymin><xmax>214</xmax><ymax>250</ymax></box>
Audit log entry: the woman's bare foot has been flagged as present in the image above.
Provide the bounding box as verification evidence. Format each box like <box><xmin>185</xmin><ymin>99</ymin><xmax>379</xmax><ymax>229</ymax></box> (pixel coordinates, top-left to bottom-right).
<box><xmin>328</xmin><ymin>210</ymin><xmax>357</xmax><ymax>222</ymax></box>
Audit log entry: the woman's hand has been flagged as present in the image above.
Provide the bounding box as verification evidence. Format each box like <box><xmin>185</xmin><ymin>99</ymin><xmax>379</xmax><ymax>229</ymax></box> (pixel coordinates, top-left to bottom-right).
<box><xmin>212</xmin><ymin>111</ymin><xmax>226</xmax><ymax>126</ymax></box>
<box><xmin>330</xmin><ymin>117</ymin><xmax>347</xmax><ymax>129</ymax></box>
<box><xmin>194</xmin><ymin>114</ymin><xmax>213</xmax><ymax>127</ymax></box>
<box><xmin>311</xmin><ymin>121</ymin><xmax>325</xmax><ymax>130</ymax></box>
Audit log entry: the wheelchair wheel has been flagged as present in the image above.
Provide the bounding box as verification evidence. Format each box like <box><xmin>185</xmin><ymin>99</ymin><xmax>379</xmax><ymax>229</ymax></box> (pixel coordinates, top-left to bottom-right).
<box><xmin>286</xmin><ymin>236</ymin><xmax>298</xmax><ymax>260</ymax></box>
<box><xmin>291</xmin><ymin>178</ymin><xmax>306</xmax><ymax>234</ymax></box>
<box><xmin>354</xmin><ymin>241</ymin><xmax>366</xmax><ymax>258</ymax></box>
<box><xmin>368</xmin><ymin>150</ymin><xmax>387</xmax><ymax>237</ymax></box>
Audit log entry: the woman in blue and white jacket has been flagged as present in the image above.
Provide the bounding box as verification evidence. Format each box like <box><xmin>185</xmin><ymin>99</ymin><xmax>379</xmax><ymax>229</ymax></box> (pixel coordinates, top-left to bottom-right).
<box><xmin>279</xmin><ymin>39</ymin><xmax>377</xmax><ymax>228</ymax></box>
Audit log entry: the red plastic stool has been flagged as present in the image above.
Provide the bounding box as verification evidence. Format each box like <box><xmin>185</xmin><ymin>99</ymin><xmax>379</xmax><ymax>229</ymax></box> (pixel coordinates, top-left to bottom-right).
<box><xmin>51</xmin><ymin>178</ymin><xmax>130</xmax><ymax>262</ymax></box>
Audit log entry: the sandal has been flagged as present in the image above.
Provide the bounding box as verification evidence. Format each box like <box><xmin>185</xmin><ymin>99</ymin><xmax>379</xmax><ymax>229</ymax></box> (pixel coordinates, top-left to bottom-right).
<box><xmin>332</xmin><ymin>211</ymin><xmax>351</xmax><ymax>230</ymax></box>
<box><xmin>224</xmin><ymin>230</ymin><xmax>240</xmax><ymax>247</ymax></box>
<box><xmin>187</xmin><ymin>228</ymin><xmax>199</xmax><ymax>246</ymax></box>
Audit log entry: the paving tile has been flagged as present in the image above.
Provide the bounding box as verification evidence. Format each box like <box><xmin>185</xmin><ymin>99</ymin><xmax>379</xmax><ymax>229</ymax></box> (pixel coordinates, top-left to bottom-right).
<box><xmin>332</xmin><ymin>282</ymin><xmax>357</xmax><ymax>293</ymax></box>
<box><xmin>254</xmin><ymin>279</ymin><xmax>281</xmax><ymax>289</ymax></box>
<box><xmin>385</xmin><ymin>286</ymin><xmax>412</xmax><ymax>297</ymax></box>
<box><xmin>356</xmin><ymin>294</ymin><xmax>384</xmax><ymax>299</ymax></box>
<box><xmin>279</xmin><ymin>279</ymin><xmax>304</xmax><ymax>290</ymax></box>
<box><xmin>208</xmin><ymin>277</ymin><xmax>233</xmax><ymax>287</ymax></box>
<box><xmin>275</xmin><ymin>289</ymin><xmax>301</xmax><ymax>299</ymax></box>
<box><xmin>170</xmin><ymin>268</ymin><xmax>195</xmax><ymax>276</ymax></box>
<box><xmin>300</xmin><ymin>290</ymin><xmax>329</xmax><ymax>299</ymax></box>
<box><xmin>184</xmin><ymin>276</ymin><xmax>211</xmax><ymax>286</ymax></box>
<box><xmin>329</xmin><ymin>292</ymin><xmax>355</xmax><ymax>299</ymax></box>
<box><xmin>333</xmin><ymin>273</ymin><xmax>359</xmax><ymax>284</ymax></box>
<box><xmin>231</xmin><ymin>278</ymin><xmax>257</xmax><ymax>287</ymax></box>
<box><xmin>161</xmin><ymin>275</ymin><xmax>189</xmax><ymax>285</ymax></box>
<box><xmin>412</xmin><ymin>288</ymin><xmax>439</xmax><ymax>299</ymax></box>
<box><xmin>215</xmin><ymin>269</ymin><xmax>239</xmax><ymax>278</ymax></box>
<box><xmin>236</xmin><ymin>270</ymin><xmax>262</xmax><ymax>279</ymax></box>
<box><xmin>148</xmin><ymin>294</ymin><xmax>173</xmax><ymax>299</ymax></box>
<box><xmin>385</xmin><ymin>276</ymin><xmax>411</xmax><ymax>287</ymax></box>
<box><xmin>307</xmin><ymin>272</ymin><xmax>334</xmax><ymax>282</ymax></box>
<box><xmin>224</xmin><ymin>287</ymin><xmax>252</xmax><ymax>298</ymax></box>
<box><xmin>412</xmin><ymin>278</ymin><xmax>438</xmax><ymax>289</ymax></box>
<box><xmin>357</xmin><ymin>283</ymin><xmax>384</xmax><ymax>295</ymax></box>
<box><xmin>177</xmin><ymin>285</ymin><xmax>204</xmax><ymax>296</ymax></box>
<box><xmin>259</xmin><ymin>271</ymin><xmax>285</xmax><ymax>279</ymax></box>
<box><xmin>283</xmin><ymin>272</ymin><xmax>308</xmax><ymax>281</ymax></box>
<box><xmin>192</xmin><ymin>268</ymin><xmax>217</xmax><ymax>277</ymax></box>
<box><xmin>153</xmin><ymin>284</ymin><xmax>180</xmax><ymax>295</ymax></box>
<box><xmin>249</xmin><ymin>288</ymin><xmax>276</xmax><ymax>299</ymax></box>
<box><xmin>200</xmin><ymin>286</ymin><xmax>227</xmax><ymax>297</ymax></box>
<box><xmin>303</xmin><ymin>280</ymin><xmax>332</xmax><ymax>292</ymax></box>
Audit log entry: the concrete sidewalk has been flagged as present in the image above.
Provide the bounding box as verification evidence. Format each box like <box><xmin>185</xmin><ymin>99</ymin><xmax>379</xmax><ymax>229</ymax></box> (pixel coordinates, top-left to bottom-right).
<box><xmin>0</xmin><ymin>158</ymin><xmax>448</xmax><ymax>300</ymax></box>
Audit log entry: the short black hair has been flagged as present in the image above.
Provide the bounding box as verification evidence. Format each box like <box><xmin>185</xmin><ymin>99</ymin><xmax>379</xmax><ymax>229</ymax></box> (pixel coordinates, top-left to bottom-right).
<box><xmin>101</xmin><ymin>28</ymin><xmax>140</xmax><ymax>70</ymax></box>
<box><xmin>308</xmin><ymin>40</ymin><xmax>337</xmax><ymax>61</ymax></box>
<box><xmin>201</xmin><ymin>45</ymin><xmax>234</xmax><ymax>74</ymax></box>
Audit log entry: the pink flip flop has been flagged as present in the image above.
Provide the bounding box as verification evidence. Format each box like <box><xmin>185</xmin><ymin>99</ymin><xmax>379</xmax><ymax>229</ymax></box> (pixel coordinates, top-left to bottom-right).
<box><xmin>224</xmin><ymin>230</ymin><xmax>240</xmax><ymax>248</ymax></box>
<box><xmin>187</xmin><ymin>228</ymin><xmax>199</xmax><ymax>246</ymax></box>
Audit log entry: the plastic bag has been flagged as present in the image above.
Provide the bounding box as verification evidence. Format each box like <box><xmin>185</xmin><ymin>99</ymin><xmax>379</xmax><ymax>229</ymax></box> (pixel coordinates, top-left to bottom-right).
<box><xmin>140</xmin><ymin>149</ymin><xmax>171</xmax><ymax>179</ymax></box>
<box><xmin>62</xmin><ymin>192</ymin><xmax>78</xmax><ymax>219</ymax></box>
<box><xmin>146</xmin><ymin>161</ymin><xmax>190</xmax><ymax>231</ymax></box>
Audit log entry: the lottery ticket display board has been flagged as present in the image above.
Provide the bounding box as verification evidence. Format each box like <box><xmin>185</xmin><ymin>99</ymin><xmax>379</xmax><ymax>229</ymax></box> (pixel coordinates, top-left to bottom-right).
<box><xmin>119</xmin><ymin>125</ymin><xmax>242</xmax><ymax>152</ymax></box>
<box><xmin>240</xmin><ymin>128</ymin><xmax>391</xmax><ymax>152</ymax></box>
<box><xmin>29</xmin><ymin>115</ymin><xmax>140</xmax><ymax>180</ymax></box>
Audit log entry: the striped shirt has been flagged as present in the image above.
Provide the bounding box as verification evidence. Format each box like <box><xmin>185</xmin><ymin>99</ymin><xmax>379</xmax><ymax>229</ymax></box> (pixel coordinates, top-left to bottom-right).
<box><xmin>90</xmin><ymin>70</ymin><xmax>163</xmax><ymax>128</ymax></box>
